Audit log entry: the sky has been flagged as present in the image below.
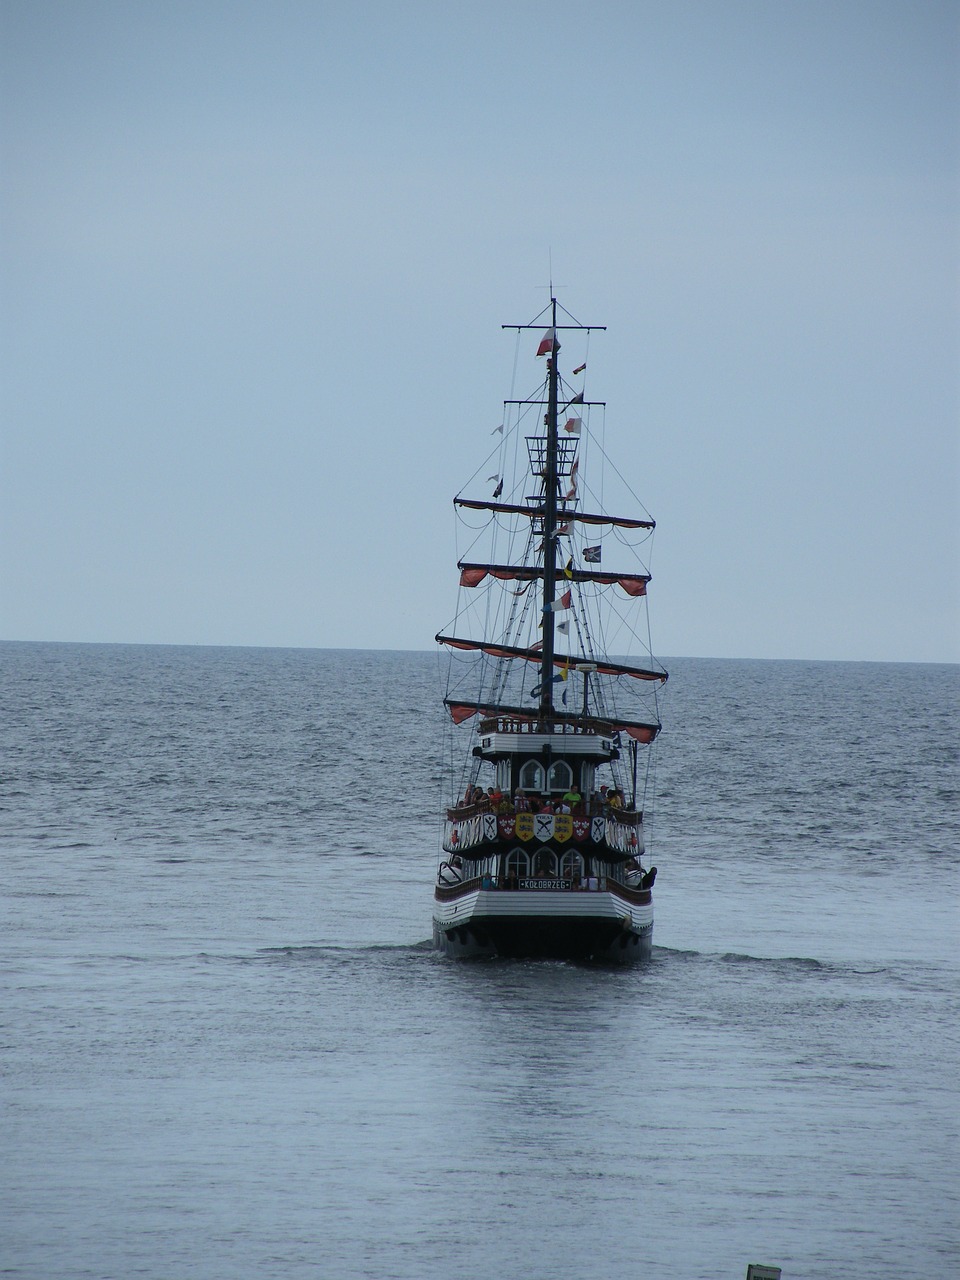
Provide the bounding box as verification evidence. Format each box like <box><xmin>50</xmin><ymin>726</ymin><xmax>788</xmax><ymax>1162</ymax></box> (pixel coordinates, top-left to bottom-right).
<box><xmin>1</xmin><ymin>0</ymin><xmax>957</xmax><ymax>663</ymax></box>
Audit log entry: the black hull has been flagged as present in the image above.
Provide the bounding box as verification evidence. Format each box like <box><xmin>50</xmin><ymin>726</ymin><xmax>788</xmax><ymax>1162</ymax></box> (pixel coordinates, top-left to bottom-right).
<box><xmin>433</xmin><ymin>915</ymin><xmax>652</xmax><ymax>965</ymax></box>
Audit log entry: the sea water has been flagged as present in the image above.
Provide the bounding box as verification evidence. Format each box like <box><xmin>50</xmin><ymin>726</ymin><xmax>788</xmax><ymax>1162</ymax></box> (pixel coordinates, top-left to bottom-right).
<box><xmin>2</xmin><ymin>642</ymin><xmax>957</xmax><ymax>1280</ymax></box>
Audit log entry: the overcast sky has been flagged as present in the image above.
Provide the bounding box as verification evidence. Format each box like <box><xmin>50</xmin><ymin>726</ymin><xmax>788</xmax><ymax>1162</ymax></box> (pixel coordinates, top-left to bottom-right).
<box><xmin>2</xmin><ymin>0</ymin><xmax>957</xmax><ymax>662</ymax></box>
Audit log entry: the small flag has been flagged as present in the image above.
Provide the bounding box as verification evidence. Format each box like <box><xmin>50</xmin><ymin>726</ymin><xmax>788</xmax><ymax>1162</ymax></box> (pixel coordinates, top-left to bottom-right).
<box><xmin>487</xmin><ymin>473</ymin><xmax>499</xmax><ymax>481</ymax></box>
<box><xmin>493</xmin><ymin>479</ymin><xmax>503</xmax><ymax>498</ymax></box>
<box><xmin>555</xmin><ymin>521</ymin><xmax>571</xmax><ymax>537</ymax></box>
<box><xmin>536</xmin><ymin>328</ymin><xmax>558</xmax><ymax>357</ymax></box>
<box><xmin>569</xmin><ymin>391</ymin><xmax>584</xmax><ymax>404</ymax></box>
<box><xmin>563</xmin><ymin>417</ymin><xmax>581</xmax><ymax>434</ymax></box>
<box><xmin>557</xmin><ymin>619</ymin><xmax>570</xmax><ymax>635</ymax></box>
<box><xmin>583</xmin><ymin>545</ymin><xmax>601</xmax><ymax>563</ymax></box>
<box><xmin>545</xmin><ymin>589</ymin><xmax>572</xmax><ymax>612</ymax></box>
<box><xmin>529</xmin><ymin>673</ymin><xmax>564</xmax><ymax>698</ymax></box>
<box><xmin>563</xmin><ymin>557</ymin><xmax>574</xmax><ymax>579</ymax></box>
<box><xmin>492</xmin><ymin>423</ymin><xmax>503</xmax><ymax>434</ymax></box>
<box><xmin>565</xmin><ymin>458</ymin><xmax>579</xmax><ymax>500</ymax></box>
<box><xmin>572</xmin><ymin>363</ymin><xmax>586</xmax><ymax>375</ymax></box>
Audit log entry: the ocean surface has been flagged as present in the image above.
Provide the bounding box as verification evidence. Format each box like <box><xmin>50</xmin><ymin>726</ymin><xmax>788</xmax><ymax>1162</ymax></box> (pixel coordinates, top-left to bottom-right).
<box><xmin>2</xmin><ymin>641</ymin><xmax>957</xmax><ymax>1280</ymax></box>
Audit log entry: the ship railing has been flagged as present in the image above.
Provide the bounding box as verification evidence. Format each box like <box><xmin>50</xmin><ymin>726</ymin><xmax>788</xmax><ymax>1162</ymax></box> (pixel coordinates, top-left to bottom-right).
<box><xmin>435</xmin><ymin>873</ymin><xmax>652</xmax><ymax>903</ymax></box>
<box><xmin>608</xmin><ymin>808</ymin><xmax>643</xmax><ymax>826</ymax></box>
<box><xmin>478</xmin><ymin>715</ymin><xmax>615</xmax><ymax>737</ymax></box>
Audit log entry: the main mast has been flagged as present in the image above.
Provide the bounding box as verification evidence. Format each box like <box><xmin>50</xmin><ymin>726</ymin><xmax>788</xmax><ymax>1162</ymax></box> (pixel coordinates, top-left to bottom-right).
<box><xmin>540</xmin><ymin>295</ymin><xmax>560</xmax><ymax>722</ymax></box>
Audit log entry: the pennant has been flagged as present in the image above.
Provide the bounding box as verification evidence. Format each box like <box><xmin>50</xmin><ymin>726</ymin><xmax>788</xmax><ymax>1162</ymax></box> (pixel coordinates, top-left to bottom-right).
<box><xmin>563</xmin><ymin>417</ymin><xmax>581</xmax><ymax>434</ymax></box>
<box><xmin>536</xmin><ymin>328</ymin><xmax>558</xmax><ymax>357</ymax></box>
<box><xmin>555</xmin><ymin>521</ymin><xmax>571</xmax><ymax>537</ymax></box>
<box><xmin>492</xmin><ymin>423</ymin><xmax>504</xmax><ymax>434</ymax></box>
<box><xmin>557</xmin><ymin>619</ymin><xmax>570</xmax><ymax>635</ymax></box>
<box><xmin>572</xmin><ymin>363</ymin><xmax>586</xmax><ymax>375</ymax></box>
<box><xmin>565</xmin><ymin>458</ymin><xmax>579</xmax><ymax>500</ymax></box>
<box><xmin>583</xmin><ymin>545</ymin><xmax>601</xmax><ymax>563</ymax></box>
<box><xmin>487</xmin><ymin>473</ymin><xmax>499</xmax><ymax>481</ymax></box>
<box><xmin>493</xmin><ymin>479</ymin><xmax>503</xmax><ymax>498</ymax></box>
<box><xmin>563</xmin><ymin>557</ymin><xmax>574</xmax><ymax>579</ymax></box>
<box><xmin>569</xmin><ymin>390</ymin><xmax>584</xmax><ymax>404</ymax></box>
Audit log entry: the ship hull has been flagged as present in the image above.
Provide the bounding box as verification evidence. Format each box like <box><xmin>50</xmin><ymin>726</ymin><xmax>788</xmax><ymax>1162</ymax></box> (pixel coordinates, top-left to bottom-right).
<box><xmin>432</xmin><ymin>887</ymin><xmax>653</xmax><ymax>964</ymax></box>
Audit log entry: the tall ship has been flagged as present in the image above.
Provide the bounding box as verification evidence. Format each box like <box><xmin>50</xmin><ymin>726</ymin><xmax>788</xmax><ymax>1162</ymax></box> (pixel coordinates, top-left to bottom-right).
<box><xmin>432</xmin><ymin>295</ymin><xmax>668</xmax><ymax>963</ymax></box>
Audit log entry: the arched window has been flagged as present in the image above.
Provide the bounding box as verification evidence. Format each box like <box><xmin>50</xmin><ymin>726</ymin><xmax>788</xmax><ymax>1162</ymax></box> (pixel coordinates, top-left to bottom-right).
<box><xmin>560</xmin><ymin>851</ymin><xmax>585</xmax><ymax>881</ymax></box>
<box><xmin>519</xmin><ymin>760</ymin><xmax>544</xmax><ymax>792</ymax></box>
<box><xmin>547</xmin><ymin>760</ymin><xmax>573</xmax><ymax>792</ymax></box>
<box><xmin>505</xmin><ymin>848</ymin><xmax>529</xmax><ymax>880</ymax></box>
<box><xmin>533</xmin><ymin>847</ymin><xmax>557</xmax><ymax>877</ymax></box>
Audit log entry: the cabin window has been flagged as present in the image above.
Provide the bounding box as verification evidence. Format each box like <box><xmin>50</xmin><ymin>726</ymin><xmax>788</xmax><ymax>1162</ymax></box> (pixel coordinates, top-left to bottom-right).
<box><xmin>547</xmin><ymin>760</ymin><xmax>573</xmax><ymax>792</ymax></box>
<box><xmin>519</xmin><ymin>760</ymin><xmax>544</xmax><ymax>792</ymax></box>
<box><xmin>505</xmin><ymin>849</ymin><xmax>529</xmax><ymax>880</ymax></box>
<box><xmin>533</xmin><ymin>847</ymin><xmax>557</xmax><ymax>877</ymax></box>
<box><xmin>560</xmin><ymin>851</ymin><xmax>585</xmax><ymax>881</ymax></box>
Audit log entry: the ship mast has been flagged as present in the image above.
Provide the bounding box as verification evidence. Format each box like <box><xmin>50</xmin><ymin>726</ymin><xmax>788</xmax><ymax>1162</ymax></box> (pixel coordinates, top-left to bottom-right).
<box><xmin>540</xmin><ymin>295</ymin><xmax>560</xmax><ymax>722</ymax></box>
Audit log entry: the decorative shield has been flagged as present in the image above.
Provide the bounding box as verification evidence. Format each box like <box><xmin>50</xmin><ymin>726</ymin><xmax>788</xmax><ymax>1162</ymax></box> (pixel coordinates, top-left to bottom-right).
<box><xmin>498</xmin><ymin>816</ymin><xmax>516</xmax><ymax>840</ymax></box>
<box><xmin>573</xmin><ymin>818</ymin><xmax>591</xmax><ymax>842</ymax></box>
<box><xmin>534</xmin><ymin>813</ymin><xmax>555</xmax><ymax>842</ymax></box>
<box><xmin>553</xmin><ymin>815</ymin><xmax>573</xmax><ymax>843</ymax></box>
<box><xmin>590</xmin><ymin>816</ymin><xmax>605</xmax><ymax>842</ymax></box>
<box><xmin>515</xmin><ymin>812</ymin><xmax>535</xmax><ymax>842</ymax></box>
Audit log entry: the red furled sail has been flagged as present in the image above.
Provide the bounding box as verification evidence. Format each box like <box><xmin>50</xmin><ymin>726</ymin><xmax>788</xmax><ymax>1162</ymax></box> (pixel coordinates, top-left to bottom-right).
<box><xmin>458</xmin><ymin>561</ymin><xmax>649</xmax><ymax>595</ymax></box>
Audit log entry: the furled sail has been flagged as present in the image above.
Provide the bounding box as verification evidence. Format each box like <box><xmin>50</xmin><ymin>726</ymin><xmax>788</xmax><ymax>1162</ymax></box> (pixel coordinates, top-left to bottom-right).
<box><xmin>458</xmin><ymin>561</ymin><xmax>649</xmax><ymax>596</ymax></box>
<box><xmin>436</xmin><ymin>635</ymin><xmax>667</xmax><ymax>683</ymax></box>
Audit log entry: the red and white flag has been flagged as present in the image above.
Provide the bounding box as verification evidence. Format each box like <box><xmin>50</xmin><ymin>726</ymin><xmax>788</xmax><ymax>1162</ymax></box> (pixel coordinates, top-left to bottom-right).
<box><xmin>536</xmin><ymin>328</ymin><xmax>558</xmax><ymax>357</ymax></box>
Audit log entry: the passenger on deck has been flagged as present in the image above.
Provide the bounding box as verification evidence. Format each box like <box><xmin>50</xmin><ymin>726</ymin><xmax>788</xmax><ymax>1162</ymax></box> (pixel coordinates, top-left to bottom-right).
<box><xmin>607</xmin><ymin>788</ymin><xmax>623</xmax><ymax>810</ymax></box>
<box><xmin>513</xmin><ymin>789</ymin><xmax>531</xmax><ymax>812</ymax></box>
<box><xmin>538</xmin><ymin>797</ymin><xmax>554</xmax><ymax>814</ymax></box>
<box><xmin>562</xmin><ymin>786</ymin><xmax>582</xmax><ymax>813</ymax></box>
<box><xmin>556</xmin><ymin>799</ymin><xmax>571</xmax><ymax>815</ymax></box>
